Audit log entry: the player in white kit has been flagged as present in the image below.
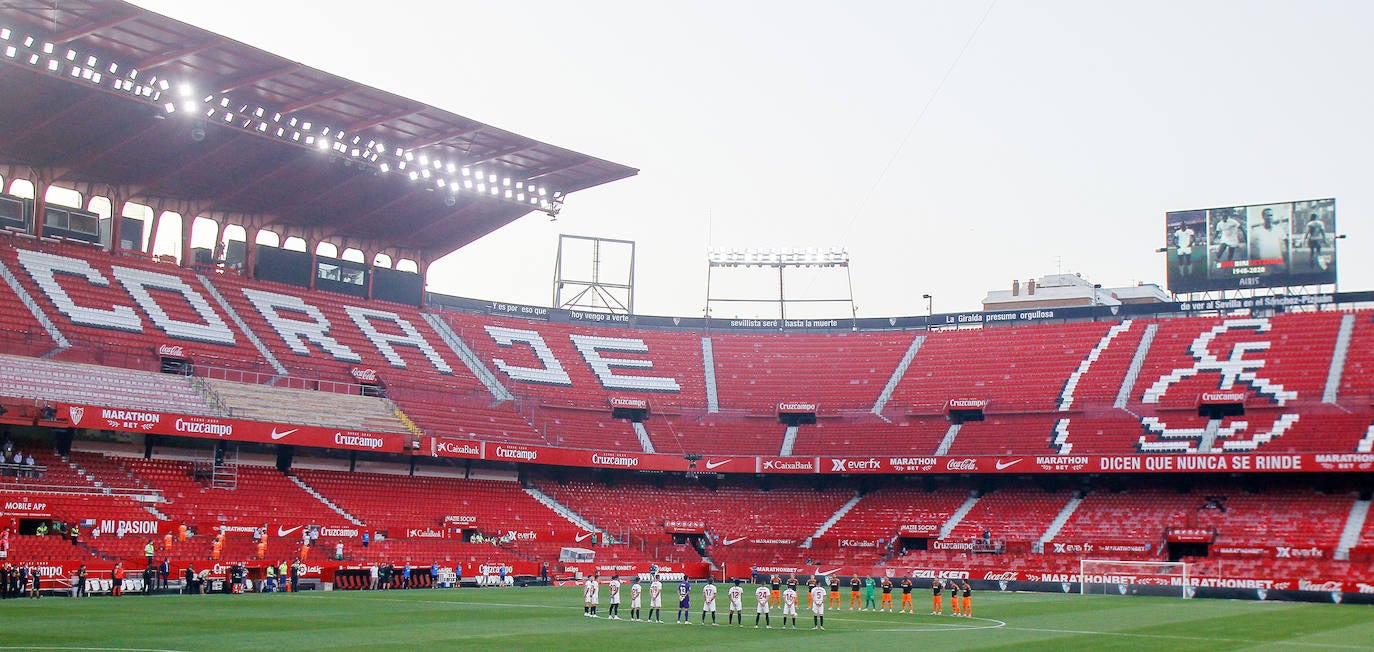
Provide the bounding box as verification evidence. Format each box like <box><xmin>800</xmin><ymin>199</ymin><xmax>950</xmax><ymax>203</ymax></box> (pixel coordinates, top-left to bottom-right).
<box><xmin>629</xmin><ymin>579</ymin><xmax>643</xmax><ymax>621</ymax></box>
<box><xmin>606</xmin><ymin>575</ymin><xmax>622</xmax><ymax>620</ymax></box>
<box><xmin>727</xmin><ymin>579</ymin><xmax>745</xmax><ymax>627</ymax></box>
<box><xmin>583</xmin><ymin>574</ymin><xmax>600</xmax><ymax>618</ymax></box>
<box><xmin>648</xmin><ymin>575</ymin><xmax>664</xmax><ymax>623</ymax></box>
<box><xmin>1174</xmin><ymin>224</ymin><xmax>1196</xmax><ymax>276</ymax></box>
<box><xmin>1215</xmin><ymin>211</ymin><xmax>1243</xmax><ymax>262</ymax></box>
<box><xmin>754</xmin><ymin>582</ymin><xmax>772</xmax><ymax>628</ymax></box>
<box><xmin>810</xmin><ymin>583</ymin><xmax>827</xmax><ymax>630</ymax></box>
<box><xmin>1249</xmin><ymin>207</ymin><xmax>1287</xmax><ymax>262</ymax></box>
<box><xmin>781</xmin><ymin>586</ymin><xmax>799</xmax><ymax>629</ymax></box>
<box><xmin>700</xmin><ymin>578</ymin><xmax>718</xmax><ymax>625</ymax></box>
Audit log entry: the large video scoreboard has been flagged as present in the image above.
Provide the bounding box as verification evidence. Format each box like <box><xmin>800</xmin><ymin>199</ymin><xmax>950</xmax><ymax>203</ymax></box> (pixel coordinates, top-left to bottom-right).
<box><xmin>1165</xmin><ymin>198</ymin><xmax>1336</xmax><ymax>293</ymax></box>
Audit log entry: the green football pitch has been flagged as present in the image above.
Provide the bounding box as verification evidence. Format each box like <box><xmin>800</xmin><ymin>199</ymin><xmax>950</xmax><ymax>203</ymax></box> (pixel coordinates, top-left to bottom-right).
<box><xmin>1</xmin><ymin>587</ymin><xmax>1370</xmax><ymax>651</ymax></box>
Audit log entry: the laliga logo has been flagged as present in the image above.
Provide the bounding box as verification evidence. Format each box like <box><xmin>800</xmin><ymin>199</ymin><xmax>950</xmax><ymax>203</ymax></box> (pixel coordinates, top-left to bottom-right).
<box><xmin>1138</xmin><ymin>318</ymin><xmax>1299</xmax><ymax>453</ymax></box>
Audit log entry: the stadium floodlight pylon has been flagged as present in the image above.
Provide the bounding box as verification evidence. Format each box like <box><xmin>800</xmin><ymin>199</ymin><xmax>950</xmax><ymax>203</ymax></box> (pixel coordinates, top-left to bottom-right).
<box><xmin>1079</xmin><ymin>559</ymin><xmax>1191</xmax><ymax>599</ymax></box>
<box><xmin>553</xmin><ymin>234</ymin><xmax>635</xmax><ymax>314</ymax></box>
<box><xmin>704</xmin><ymin>246</ymin><xmax>856</xmax><ymax>330</ymax></box>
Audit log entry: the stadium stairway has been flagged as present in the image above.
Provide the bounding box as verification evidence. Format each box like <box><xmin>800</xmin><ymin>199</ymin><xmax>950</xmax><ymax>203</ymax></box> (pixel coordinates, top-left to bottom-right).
<box><xmin>631</xmin><ymin>421</ymin><xmax>655</xmax><ymax>453</ymax></box>
<box><xmin>1115</xmin><ymin>323</ymin><xmax>1157</xmax><ymax>408</ymax></box>
<box><xmin>1035</xmin><ymin>492</ymin><xmax>1084</xmax><ymax>552</ymax></box>
<box><xmin>287</xmin><ymin>476</ymin><xmax>364</xmax><ymax>526</ymax></box>
<box><xmin>778</xmin><ymin>425</ymin><xmax>799</xmax><ymax>456</ymax></box>
<box><xmin>934</xmin><ymin>423</ymin><xmax>962</xmax><ymax>456</ymax></box>
<box><xmin>522</xmin><ymin>485</ymin><xmax>608</xmax><ymax>542</ymax></box>
<box><xmin>806</xmin><ymin>492</ymin><xmax>863</xmax><ymax>544</ymax></box>
<box><xmin>1323</xmin><ymin>312</ymin><xmax>1355</xmax><ymax>403</ymax></box>
<box><xmin>939</xmin><ymin>493</ymin><xmax>980</xmax><ymax>538</ymax></box>
<box><xmin>1197</xmin><ymin>419</ymin><xmax>1223</xmax><ymax>453</ymax></box>
<box><xmin>701</xmin><ymin>337</ymin><xmax>719</xmax><ymax>413</ymax></box>
<box><xmin>194</xmin><ymin>273</ymin><xmax>289</xmax><ymax>376</ymax></box>
<box><xmin>1335</xmin><ymin>497</ymin><xmax>1370</xmax><ymax>560</ymax></box>
<box><xmin>870</xmin><ymin>334</ymin><xmax>925</xmax><ymax>420</ymax></box>
<box><xmin>420</xmin><ymin>312</ymin><xmax>513</xmax><ymax>403</ymax></box>
<box><xmin>66</xmin><ymin>452</ymin><xmax>169</xmax><ymax>521</ymax></box>
<box><xmin>0</xmin><ymin>255</ymin><xmax>69</xmax><ymax>353</ymax></box>
<box><xmin>1058</xmin><ymin>321</ymin><xmax>1134</xmax><ymax>411</ymax></box>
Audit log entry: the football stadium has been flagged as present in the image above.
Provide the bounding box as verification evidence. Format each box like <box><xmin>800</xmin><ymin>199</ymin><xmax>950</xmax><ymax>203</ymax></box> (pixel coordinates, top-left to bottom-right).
<box><xmin>1</xmin><ymin>2</ymin><xmax>1373</xmax><ymax>649</ymax></box>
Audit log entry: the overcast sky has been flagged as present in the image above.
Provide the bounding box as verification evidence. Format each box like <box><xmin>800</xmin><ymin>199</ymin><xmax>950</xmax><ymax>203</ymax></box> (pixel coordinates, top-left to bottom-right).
<box><xmin>131</xmin><ymin>0</ymin><xmax>1373</xmax><ymax>318</ymax></box>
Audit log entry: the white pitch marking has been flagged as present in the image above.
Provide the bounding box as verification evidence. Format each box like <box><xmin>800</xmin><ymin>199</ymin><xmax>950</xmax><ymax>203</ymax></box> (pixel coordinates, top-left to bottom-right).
<box><xmin>0</xmin><ymin>648</ymin><xmax>192</xmax><ymax>652</ymax></box>
<box><xmin>1007</xmin><ymin>626</ymin><xmax>1368</xmax><ymax>649</ymax></box>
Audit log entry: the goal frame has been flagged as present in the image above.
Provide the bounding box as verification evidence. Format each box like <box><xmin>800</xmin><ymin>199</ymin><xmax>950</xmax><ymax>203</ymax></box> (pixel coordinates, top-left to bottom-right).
<box><xmin>1079</xmin><ymin>559</ymin><xmax>1191</xmax><ymax>598</ymax></box>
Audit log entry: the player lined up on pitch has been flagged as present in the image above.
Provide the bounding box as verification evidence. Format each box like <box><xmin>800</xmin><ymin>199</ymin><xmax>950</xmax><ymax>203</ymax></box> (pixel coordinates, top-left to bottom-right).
<box><xmin>581</xmin><ymin>574</ymin><xmax>975</xmax><ymax>627</ymax></box>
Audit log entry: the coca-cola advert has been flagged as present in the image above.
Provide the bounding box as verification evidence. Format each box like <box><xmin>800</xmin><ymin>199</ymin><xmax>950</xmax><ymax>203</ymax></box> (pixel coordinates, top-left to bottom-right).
<box><xmin>349</xmin><ymin>367</ymin><xmax>380</xmax><ymax>383</ymax></box>
<box><xmin>157</xmin><ymin>343</ymin><xmax>188</xmax><ymax>358</ymax></box>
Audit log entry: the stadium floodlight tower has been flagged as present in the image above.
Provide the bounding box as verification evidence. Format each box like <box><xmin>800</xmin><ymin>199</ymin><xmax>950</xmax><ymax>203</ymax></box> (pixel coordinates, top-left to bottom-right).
<box><xmin>552</xmin><ymin>234</ymin><xmax>636</xmax><ymax>314</ymax></box>
<box><xmin>704</xmin><ymin>247</ymin><xmax>856</xmax><ymax>331</ymax></box>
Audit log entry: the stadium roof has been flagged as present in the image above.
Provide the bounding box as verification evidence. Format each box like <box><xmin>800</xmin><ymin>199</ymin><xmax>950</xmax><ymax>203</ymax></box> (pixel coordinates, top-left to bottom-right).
<box><xmin>0</xmin><ymin>0</ymin><xmax>636</xmax><ymax>261</ymax></box>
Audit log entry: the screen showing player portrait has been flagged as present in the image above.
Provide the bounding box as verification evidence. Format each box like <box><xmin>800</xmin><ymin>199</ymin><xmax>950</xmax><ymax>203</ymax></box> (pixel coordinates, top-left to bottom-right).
<box><xmin>1165</xmin><ymin>198</ymin><xmax>1336</xmax><ymax>292</ymax></box>
<box><xmin>1164</xmin><ymin>210</ymin><xmax>1206</xmax><ymax>292</ymax></box>
<box><xmin>1288</xmin><ymin>198</ymin><xmax>1337</xmax><ymax>285</ymax></box>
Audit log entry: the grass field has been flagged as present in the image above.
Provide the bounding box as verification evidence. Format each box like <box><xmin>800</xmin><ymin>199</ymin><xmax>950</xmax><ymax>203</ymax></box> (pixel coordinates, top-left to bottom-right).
<box><xmin>1</xmin><ymin>587</ymin><xmax>1372</xmax><ymax>651</ymax></box>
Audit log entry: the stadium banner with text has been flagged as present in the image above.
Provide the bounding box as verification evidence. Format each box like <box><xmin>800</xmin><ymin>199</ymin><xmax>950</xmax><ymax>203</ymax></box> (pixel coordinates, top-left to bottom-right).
<box><xmin>426</xmin><ymin>437</ymin><xmax>484</xmax><ymax>459</ymax></box>
<box><xmin>1042</xmin><ymin>540</ymin><xmax>1156</xmax><ymax>555</ymax></box>
<box><xmin>58</xmin><ymin>403</ymin><xmax>407</xmax><ymax>453</ymax></box>
<box><xmin>1165</xmin><ymin>198</ymin><xmax>1337</xmax><ymax>293</ymax></box>
<box><xmin>1212</xmin><ymin>545</ymin><xmax>1330</xmax><ymax>560</ymax></box>
<box><xmin>202</xmin><ymin>523</ymin><xmax>363</xmax><ymax>539</ymax></box>
<box><xmin>1</xmin><ymin>497</ymin><xmax>53</xmax><ymax>517</ymax></box>
<box><xmin>481</xmin><ymin>443</ymin><xmax>756</xmax><ymax>473</ymax></box>
<box><xmin>21</xmin><ymin>559</ymin><xmax>1373</xmax><ymax>602</ymax></box>
<box><xmin>39</xmin><ymin>402</ymin><xmax>1374</xmax><ymax>474</ymax></box>
<box><xmin>807</xmin><ymin>453</ymin><xmax>1368</xmax><ymax>475</ymax></box>
<box><xmin>435</xmin><ymin>287</ymin><xmax>1374</xmax><ymax>333</ymax></box>
<box><xmin>453</xmin><ymin>447</ymin><xmax>1371</xmax><ymax>475</ymax></box>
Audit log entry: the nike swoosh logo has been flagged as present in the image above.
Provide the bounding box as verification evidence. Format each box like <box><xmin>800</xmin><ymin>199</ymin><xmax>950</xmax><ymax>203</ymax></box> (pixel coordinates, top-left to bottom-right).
<box><xmin>704</xmin><ymin>460</ymin><xmax>729</xmax><ymax>470</ymax></box>
<box><xmin>575</xmin><ymin>531</ymin><xmax>595</xmax><ymax>542</ymax></box>
<box><xmin>995</xmin><ymin>458</ymin><xmax>1021</xmax><ymax>470</ymax></box>
<box><xmin>277</xmin><ymin>525</ymin><xmax>303</xmax><ymax>537</ymax></box>
<box><xmin>721</xmin><ymin>537</ymin><xmax>746</xmax><ymax>546</ymax></box>
<box><xmin>270</xmin><ymin>428</ymin><xmax>299</xmax><ymax>440</ymax></box>
<box><xmin>817</xmin><ymin>568</ymin><xmax>842</xmax><ymax>576</ymax></box>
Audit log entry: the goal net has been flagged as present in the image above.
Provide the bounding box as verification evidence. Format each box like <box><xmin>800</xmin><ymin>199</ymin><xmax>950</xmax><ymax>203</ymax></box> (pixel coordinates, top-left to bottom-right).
<box><xmin>1079</xmin><ymin>559</ymin><xmax>1190</xmax><ymax>598</ymax></box>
